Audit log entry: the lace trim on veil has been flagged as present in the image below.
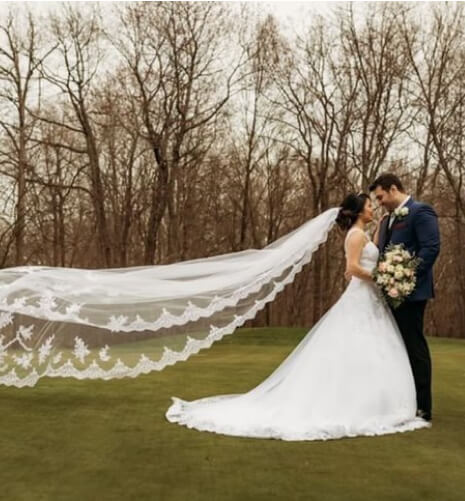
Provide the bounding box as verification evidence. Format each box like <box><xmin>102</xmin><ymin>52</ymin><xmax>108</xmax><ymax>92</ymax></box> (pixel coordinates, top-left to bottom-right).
<box><xmin>0</xmin><ymin>209</ymin><xmax>339</xmax><ymax>387</ymax></box>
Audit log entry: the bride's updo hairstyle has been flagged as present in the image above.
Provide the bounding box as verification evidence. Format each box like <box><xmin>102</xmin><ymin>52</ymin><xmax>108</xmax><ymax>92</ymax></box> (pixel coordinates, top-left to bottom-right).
<box><xmin>336</xmin><ymin>193</ymin><xmax>370</xmax><ymax>231</ymax></box>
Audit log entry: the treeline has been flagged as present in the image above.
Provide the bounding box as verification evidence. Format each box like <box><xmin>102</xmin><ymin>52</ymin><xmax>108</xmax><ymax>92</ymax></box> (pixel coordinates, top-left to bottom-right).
<box><xmin>0</xmin><ymin>2</ymin><xmax>464</xmax><ymax>337</ymax></box>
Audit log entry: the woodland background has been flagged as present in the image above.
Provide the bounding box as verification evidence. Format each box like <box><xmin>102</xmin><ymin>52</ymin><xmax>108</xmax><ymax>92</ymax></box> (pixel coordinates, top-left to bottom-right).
<box><xmin>0</xmin><ymin>1</ymin><xmax>464</xmax><ymax>337</ymax></box>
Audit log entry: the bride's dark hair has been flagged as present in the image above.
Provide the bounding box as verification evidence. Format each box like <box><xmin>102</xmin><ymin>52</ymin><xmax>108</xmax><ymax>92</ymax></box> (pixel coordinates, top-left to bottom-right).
<box><xmin>336</xmin><ymin>193</ymin><xmax>370</xmax><ymax>231</ymax></box>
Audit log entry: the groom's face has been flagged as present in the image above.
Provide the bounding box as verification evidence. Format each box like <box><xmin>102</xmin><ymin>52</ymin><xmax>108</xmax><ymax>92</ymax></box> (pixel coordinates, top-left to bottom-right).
<box><xmin>372</xmin><ymin>186</ymin><xmax>397</xmax><ymax>212</ymax></box>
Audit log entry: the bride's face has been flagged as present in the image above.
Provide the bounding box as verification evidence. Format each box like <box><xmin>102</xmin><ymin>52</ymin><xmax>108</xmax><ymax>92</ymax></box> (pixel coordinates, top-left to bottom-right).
<box><xmin>359</xmin><ymin>198</ymin><xmax>374</xmax><ymax>223</ymax></box>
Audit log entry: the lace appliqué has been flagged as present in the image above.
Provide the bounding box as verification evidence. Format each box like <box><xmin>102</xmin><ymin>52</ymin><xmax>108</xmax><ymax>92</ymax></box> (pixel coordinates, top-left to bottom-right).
<box><xmin>0</xmin><ymin>219</ymin><xmax>337</xmax><ymax>387</ymax></box>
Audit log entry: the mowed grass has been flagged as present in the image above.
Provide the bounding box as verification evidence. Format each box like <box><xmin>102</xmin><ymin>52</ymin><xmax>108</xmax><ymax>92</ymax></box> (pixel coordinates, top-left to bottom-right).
<box><xmin>1</xmin><ymin>328</ymin><xmax>464</xmax><ymax>501</ymax></box>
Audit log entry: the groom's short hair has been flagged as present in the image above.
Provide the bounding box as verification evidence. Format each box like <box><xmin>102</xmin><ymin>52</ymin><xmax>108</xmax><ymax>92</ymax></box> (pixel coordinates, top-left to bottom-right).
<box><xmin>368</xmin><ymin>173</ymin><xmax>405</xmax><ymax>193</ymax></box>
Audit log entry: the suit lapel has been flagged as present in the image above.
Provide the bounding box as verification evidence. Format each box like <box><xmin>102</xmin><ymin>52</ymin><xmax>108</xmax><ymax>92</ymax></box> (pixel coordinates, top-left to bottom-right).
<box><xmin>383</xmin><ymin>196</ymin><xmax>415</xmax><ymax>250</ymax></box>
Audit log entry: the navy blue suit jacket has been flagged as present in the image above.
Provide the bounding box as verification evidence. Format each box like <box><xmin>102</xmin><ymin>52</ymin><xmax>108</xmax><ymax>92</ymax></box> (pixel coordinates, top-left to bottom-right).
<box><xmin>378</xmin><ymin>197</ymin><xmax>440</xmax><ymax>302</ymax></box>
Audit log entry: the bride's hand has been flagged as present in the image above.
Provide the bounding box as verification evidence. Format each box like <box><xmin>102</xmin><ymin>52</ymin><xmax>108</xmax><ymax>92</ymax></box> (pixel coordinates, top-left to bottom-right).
<box><xmin>375</xmin><ymin>213</ymin><xmax>389</xmax><ymax>227</ymax></box>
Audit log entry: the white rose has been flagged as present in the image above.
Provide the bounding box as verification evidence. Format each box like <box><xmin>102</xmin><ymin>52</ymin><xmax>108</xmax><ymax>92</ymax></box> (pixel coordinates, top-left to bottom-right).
<box><xmin>401</xmin><ymin>283</ymin><xmax>411</xmax><ymax>293</ymax></box>
<box><xmin>394</xmin><ymin>207</ymin><xmax>409</xmax><ymax>217</ymax></box>
<box><xmin>394</xmin><ymin>270</ymin><xmax>404</xmax><ymax>280</ymax></box>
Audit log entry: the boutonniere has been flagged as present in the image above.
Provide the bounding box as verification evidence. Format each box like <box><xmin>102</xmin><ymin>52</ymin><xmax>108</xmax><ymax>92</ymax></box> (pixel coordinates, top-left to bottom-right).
<box><xmin>393</xmin><ymin>206</ymin><xmax>409</xmax><ymax>219</ymax></box>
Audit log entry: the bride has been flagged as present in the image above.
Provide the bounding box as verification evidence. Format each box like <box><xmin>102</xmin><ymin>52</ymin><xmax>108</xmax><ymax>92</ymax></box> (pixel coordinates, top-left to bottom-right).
<box><xmin>166</xmin><ymin>193</ymin><xmax>432</xmax><ymax>441</ymax></box>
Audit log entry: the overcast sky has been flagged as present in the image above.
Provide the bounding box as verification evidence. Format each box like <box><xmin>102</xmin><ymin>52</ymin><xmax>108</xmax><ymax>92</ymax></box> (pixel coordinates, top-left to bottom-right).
<box><xmin>0</xmin><ymin>0</ymin><xmax>431</xmax><ymax>167</ymax></box>
<box><xmin>0</xmin><ymin>1</ymin><xmax>340</xmax><ymax>30</ymax></box>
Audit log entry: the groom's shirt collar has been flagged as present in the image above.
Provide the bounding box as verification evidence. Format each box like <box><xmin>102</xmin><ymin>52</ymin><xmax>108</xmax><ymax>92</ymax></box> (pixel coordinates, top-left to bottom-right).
<box><xmin>397</xmin><ymin>195</ymin><xmax>411</xmax><ymax>209</ymax></box>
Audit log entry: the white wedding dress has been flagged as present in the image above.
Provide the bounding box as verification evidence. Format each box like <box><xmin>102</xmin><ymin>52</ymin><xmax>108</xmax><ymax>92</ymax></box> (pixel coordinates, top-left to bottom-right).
<box><xmin>165</xmin><ymin>227</ymin><xmax>431</xmax><ymax>441</ymax></box>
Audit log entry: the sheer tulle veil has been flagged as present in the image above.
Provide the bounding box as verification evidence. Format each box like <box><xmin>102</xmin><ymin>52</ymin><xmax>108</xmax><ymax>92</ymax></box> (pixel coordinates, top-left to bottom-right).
<box><xmin>0</xmin><ymin>207</ymin><xmax>340</xmax><ymax>387</ymax></box>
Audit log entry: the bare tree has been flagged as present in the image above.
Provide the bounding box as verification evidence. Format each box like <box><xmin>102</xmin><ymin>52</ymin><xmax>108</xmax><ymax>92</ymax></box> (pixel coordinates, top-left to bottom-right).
<box><xmin>38</xmin><ymin>4</ymin><xmax>113</xmax><ymax>266</ymax></box>
<box><xmin>226</xmin><ymin>13</ymin><xmax>282</xmax><ymax>250</ymax></box>
<box><xmin>0</xmin><ymin>2</ymin><xmax>462</xmax><ymax>337</ymax></box>
<box><xmin>337</xmin><ymin>3</ymin><xmax>414</xmax><ymax>189</ymax></box>
<box><xmin>402</xmin><ymin>3</ymin><xmax>465</xmax><ymax>217</ymax></box>
<box><xmin>114</xmin><ymin>1</ymin><xmax>240</xmax><ymax>264</ymax></box>
<box><xmin>268</xmin><ymin>15</ymin><xmax>351</xmax><ymax>321</ymax></box>
<box><xmin>0</xmin><ymin>9</ymin><xmax>52</xmax><ymax>264</ymax></box>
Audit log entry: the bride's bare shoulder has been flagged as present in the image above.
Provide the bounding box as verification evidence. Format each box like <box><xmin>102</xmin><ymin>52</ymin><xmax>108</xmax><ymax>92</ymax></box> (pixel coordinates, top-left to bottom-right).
<box><xmin>344</xmin><ymin>227</ymin><xmax>370</xmax><ymax>252</ymax></box>
<box><xmin>345</xmin><ymin>227</ymin><xmax>369</xmax><ymax>242</ymax></box>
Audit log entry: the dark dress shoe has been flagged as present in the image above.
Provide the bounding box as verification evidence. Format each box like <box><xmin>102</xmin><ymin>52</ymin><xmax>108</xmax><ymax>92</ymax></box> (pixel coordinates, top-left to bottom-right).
<box><xmin>416</xmin><ymin>409</ymin><xmax>432</xmax><ymax>421</ymax></box>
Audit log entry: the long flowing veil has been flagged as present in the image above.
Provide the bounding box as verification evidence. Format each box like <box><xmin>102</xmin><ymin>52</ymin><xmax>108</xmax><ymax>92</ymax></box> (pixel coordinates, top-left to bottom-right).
<box><xmin>0</xmin><ymin>207</ymin><xmax>340</xmax><ymax>387</ymax></box>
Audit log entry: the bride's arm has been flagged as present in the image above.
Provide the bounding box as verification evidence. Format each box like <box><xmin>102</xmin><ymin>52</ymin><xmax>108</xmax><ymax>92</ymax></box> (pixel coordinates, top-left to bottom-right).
<box><xmin>372</xmin><ymin>214</ymin><xmax>388</xmax><ymax>247</ymax></box>
<box><xmin>345</xmin><ymin>232</ymin><xmax>374</xmax><ymax>282</ymax></box>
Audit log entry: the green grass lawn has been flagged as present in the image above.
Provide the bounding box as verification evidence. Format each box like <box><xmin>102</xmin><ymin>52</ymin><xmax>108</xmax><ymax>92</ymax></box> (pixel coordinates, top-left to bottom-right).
<box><xmin>1</xmin><ymin>328</ymin><xmax>464</xmax><ymax>501</ymax></box>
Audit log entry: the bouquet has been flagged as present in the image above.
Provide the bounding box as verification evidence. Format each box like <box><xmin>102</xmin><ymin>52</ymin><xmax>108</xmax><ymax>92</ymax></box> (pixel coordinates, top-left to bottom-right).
<box><xmin>372</xmin><ymin>243</ymin><xmax>421</xmax><ymax>309</ymax></box>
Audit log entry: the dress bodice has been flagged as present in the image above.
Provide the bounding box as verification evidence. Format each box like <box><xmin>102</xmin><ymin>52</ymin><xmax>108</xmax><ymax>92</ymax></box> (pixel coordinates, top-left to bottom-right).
<box><xmin>344</xmin><ymin>227</ymin><xmax>379</xmax><ymax>273</ymax></box>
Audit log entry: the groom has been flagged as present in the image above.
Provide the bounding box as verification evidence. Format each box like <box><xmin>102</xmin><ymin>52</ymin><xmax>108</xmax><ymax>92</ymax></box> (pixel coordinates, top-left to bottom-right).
<box><xmin>369</xmin><ymin>173</ymin><xmax>440</xmax><ymax>422</ymax></box>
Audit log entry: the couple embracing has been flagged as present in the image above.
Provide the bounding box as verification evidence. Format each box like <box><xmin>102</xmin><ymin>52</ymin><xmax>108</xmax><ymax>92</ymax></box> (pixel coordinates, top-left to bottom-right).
<box><xmin>167</xmin><ymin>173</ymin><xmax>440</xmax><ymax>441</ymax></box>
